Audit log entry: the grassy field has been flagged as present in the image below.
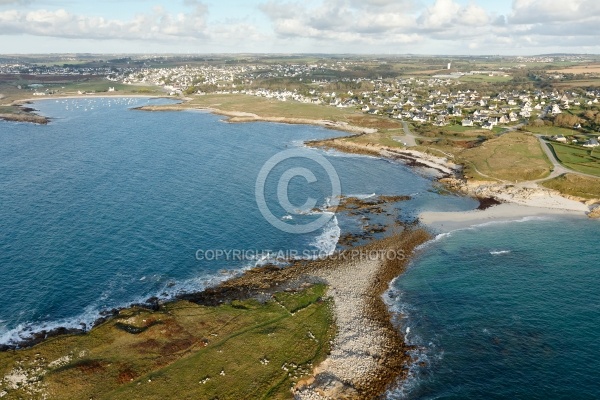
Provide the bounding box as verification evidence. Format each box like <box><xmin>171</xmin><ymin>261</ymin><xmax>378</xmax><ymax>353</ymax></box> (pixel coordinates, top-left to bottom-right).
<box><xmin>185</xmin><ymin>94</ymin><xmax>403</xmax><ymax>130</ymax></box>
<box><xmin>441</xmin><ymin>124</ymin><xmax>499</xmax><ymax>137</ymax></box>
<box><xmin>459</xmin><ymin>75</ymin><xmax>513</xmax><ymax>83</ymax></box>
<box><xmin>541</xmin><ymin>173</ymin><xmax>600</xmax><ymax>199</ymax></box>
<box><xmin>0</xmin><ymin>78</ymin><xmax>161</xmax><ymax>105</ymax></box>
<box><xmin>436</xmin><ymin>132</ymin><xmax>552</xmax><ymax>182</ymax></box>
<box><xmin>547</xmin><ymin>142</ymin><xmax>600</xmax><ymax>177</ymax></box>
<box><xmin>0</xmin><ymin>105</ymin><xmax>20</xmax><ymax>115</ymax></box>
<box><xmin>553</xmin><ymin>78</ymin><xmax>600</xmax><ymax>88</ymax></box>
<box><xmin>525</xmin><ymin>125</ymin><xmax>581</xmax><ymax>137</ymax></box>
<box><xmin>0</xmin><ymin>284</ymin><xmax>334</xmax><ymax>400</ymax></box>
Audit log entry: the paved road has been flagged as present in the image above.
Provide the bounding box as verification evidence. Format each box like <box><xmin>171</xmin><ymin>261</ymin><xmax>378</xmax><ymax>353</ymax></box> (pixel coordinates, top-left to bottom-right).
<box><xmin>534</xmin><ymin>135</ymin><xmax>599</xmax><ymax>182</ymax></box>
<box><xmin>392</xmin><ymin>121</ymin><xmax>418</xmax><ymax>147</ymax></box>
<box><xmin>392</xmin><ymin>121</ymin><xmax>598</xmax><ymax>182</ymax></box>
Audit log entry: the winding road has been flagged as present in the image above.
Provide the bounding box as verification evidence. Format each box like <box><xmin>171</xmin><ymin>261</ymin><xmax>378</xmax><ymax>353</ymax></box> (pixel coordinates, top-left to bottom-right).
<box><xmin>534</xmin><ymin>135</ymin><xmax>600</xmax><ymax>181</ymax></box>
<box><xmin>392</xmin><ymin>120</ymin><xmax>599</xmax><ymax>182</ymax></box>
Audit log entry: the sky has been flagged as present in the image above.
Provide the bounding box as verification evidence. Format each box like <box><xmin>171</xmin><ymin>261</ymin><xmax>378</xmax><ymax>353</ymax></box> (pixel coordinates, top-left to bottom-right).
<box><xmin>0</xmin><ymin>0</ymin><xmax>599</xmax><ymax>55</ymax></box>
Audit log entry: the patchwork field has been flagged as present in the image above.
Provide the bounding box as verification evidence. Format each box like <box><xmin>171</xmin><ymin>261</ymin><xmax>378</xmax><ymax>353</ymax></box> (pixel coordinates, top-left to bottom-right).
<box><xmin>548</xmin><ymin>64</ymin><xmax>600</xmax><ymax>74</ymax></box>
<box><xmin>447</xmin><ymin>132</ymin><xmax>552</xmax><ymax>182</ymax></box>
<box><xmin>548</xmin><ymin>142</ymin><xmax>600</xmax><ymax>177</ymax></box>
<box><xmin>459</xmin><ymin>75</ymin><xmax>513</xmax><ymax>83</ymax></box>
<box><xmin>0</xmin><ymin>284</ymin><xmax>334</xmax><ymax>400</ymax></box>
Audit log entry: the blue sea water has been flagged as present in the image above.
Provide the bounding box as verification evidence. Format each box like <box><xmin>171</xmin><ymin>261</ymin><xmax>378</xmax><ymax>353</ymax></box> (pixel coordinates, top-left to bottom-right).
<box><xmin>0</xmin><ymin>97</ymin><xmax>473</xmax><ymax>345</ymax></box>
<box><xmin>389</xmin><ymin>217</ymin><xmax>600</xmax><ymax>399</ymax></box>
<box><xmin>4</xmin><ymin>98</ymin><xmax>597</xmax><ymax>399</ymax></box>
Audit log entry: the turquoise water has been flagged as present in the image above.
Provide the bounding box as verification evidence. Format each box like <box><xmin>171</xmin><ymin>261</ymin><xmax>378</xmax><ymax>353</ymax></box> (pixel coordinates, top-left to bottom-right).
<box><xmin>389</xmin><ymin>217</ymin><xmax>600</xmax><ymax>399</ymax></box>
<box><xmin>0</xmin><ymin>98</ymin><xmax>473</xmax><ymax>345</ymax></box>
<box><xmin>6</xmin><ymin>98</ymin><xmax>597</xmax><ymax>398</ymax></box>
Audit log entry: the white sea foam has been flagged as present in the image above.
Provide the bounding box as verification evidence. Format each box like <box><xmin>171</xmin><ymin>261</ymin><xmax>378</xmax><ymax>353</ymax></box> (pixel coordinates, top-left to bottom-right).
<box><xmin>0</xmin><ymin>215</ymin><xmax>341</xmax><ymax>347</ymax></box>
<box><xmin>490</xmin><ymin>250</ymin><xmax>511</xmax><ymax>255</ymax></box>
<box><xmin>346</xmin><ymin>193</ymin><xmax>376</xmax><ymax>200</ymax></box>
<box><xmin>383</xmin><ymin>282</ymin><xmax>444</xmax><ymax>399</ymax></box>
<box><xmin>469</xmin><ymin>215</ymin><xmax>551</xmax><ymax>229</ymax></box>
<box><xmin>415</xmin><ymin>231</ymin><xmax>453</xmax><ymax>251</ymax></box>
<box><xmin>310</xmin><ymin>216</ymin><xmax>341</xmax><ymax>257</ymax></box>
<box><xmin>316</xmin><ymin>147</ymin><xmax>381</xmax><ymax>160</ymax></box>
<box><xmin>419</xmin><ymin>215</ymin><xmax>554</xmax><ymax>252</ymax></box>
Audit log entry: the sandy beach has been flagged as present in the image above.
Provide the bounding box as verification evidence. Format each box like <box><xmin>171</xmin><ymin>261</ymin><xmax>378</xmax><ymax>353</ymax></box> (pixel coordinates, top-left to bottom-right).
<box><xmin>420</xmin><ymin>203</ymin><xmax>589</xmax><ymax>233</ymax></box>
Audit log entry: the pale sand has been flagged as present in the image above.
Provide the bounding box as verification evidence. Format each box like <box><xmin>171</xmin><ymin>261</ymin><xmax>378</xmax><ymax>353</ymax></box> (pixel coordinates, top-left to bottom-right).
<box><xmin>420</xmin><ymin>203</ymin><xmax>588</xmax><ymax>233</ymax></box>
<box><xmin>295</xmin><ymin>258</ymin><xmax>383</xmax><ymax>399</ymax></box>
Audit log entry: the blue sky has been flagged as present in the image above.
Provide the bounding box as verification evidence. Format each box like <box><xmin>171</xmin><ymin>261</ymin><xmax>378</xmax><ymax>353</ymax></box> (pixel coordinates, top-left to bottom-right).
<box><xmin>0</xmin><ymin>0</ymin><xmax>598</xmax><ymax>54</ymax></box>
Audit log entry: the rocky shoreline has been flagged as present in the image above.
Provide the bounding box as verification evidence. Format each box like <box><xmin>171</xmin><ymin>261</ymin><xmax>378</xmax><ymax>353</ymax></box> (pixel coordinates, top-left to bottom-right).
<box><xmin>0</xmin><ymin>103</ymin><xmax>49</xmax><ymax>124</ymax></box>
<box><xmin>3</xmin><ymin>97</ymin><xmax>596</xmax><ymax>399</ymax></box>
<box><xmin>307</xmin><ymin>137</ymin><xmax>598</xmax><ymax>217</ymax></box>
<box><xmin>293</xmin><ymin>230</ymin><xmax>430</xmax><ymax>399</ymax></box>
<box><xmin>1</xmin><ymin>226</ymin><xmax>429</xmax><ymax>400</ymax></box>
<box><xmin>134</xmin><ymin>103</ymin><xmax>378</xmax><ymax>135</ymax></box>
<box><xmin>177</xmin><ymin>228</ymin><xmax>431</xmax><ymax>399</ymax></box>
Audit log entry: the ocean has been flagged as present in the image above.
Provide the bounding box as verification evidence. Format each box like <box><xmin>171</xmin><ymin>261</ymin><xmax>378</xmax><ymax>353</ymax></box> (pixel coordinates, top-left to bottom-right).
<box><xmin>0</xmin><ymin>97</ymin><xmax>472</xmax><ymax>345</ymax></box>
<box><xmin>388</xmin><ymin>217</ymin><xmax>600</xmax><ymax>399</ymax></box>
<box><xmin>2</xmin><ymin>98</ymin><xmax>597</xmax><ymax>398</ymax></box>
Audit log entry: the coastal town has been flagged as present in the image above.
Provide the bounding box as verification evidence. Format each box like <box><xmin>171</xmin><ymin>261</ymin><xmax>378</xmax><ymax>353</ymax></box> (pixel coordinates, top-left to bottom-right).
<box><xmin>2</xmin><ymin>0</ymin><xmax>600</xmax><ymax>397</ymax></box>
<box><xmin>4</xmin><ymin>55</ymin><xmax>600</xmax><ymax>144</ymax></box>
<box><xmin>1</xmin><ymin>52</ymin><xmax>599</xmax><ymax>398</ymax></box>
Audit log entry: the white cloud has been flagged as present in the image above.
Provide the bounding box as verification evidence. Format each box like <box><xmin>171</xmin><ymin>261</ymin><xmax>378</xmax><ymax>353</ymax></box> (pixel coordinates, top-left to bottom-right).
<box><xmin>1</xmin><ymin>0</ymin><xmax>600</xmax><ymax>54</ymax></box>
<box><xmin>509</xmin><ymin>0</ymin><xmax>600</xmax><ymax>24</ymax></box>
<box><xmin>261</xmin><ymin>0</ymin><xmax>493</xmax><ymax>45</ymax></box>
<box><xmin>260</xmin><ymin>0</ymin><xmax>419</xmax><ymax>45</ymax></box>
<box><xmin>0</xmin><ymin>6</ymin><xmax>209</xmax><ymax>40</ymax></box>
<box><xmin>0</xmin><ymin>0</ymin><xmax>33</xmax><ymax>4</ymax></box>
<box><xmin>417</xmin><ymin>0</ymin><xmax>461</xmax><ymax>30</ymax></box>
<box><xmin>258</xmin><ymin>0</ymin><xmax>600</xmax><ymax>53</ymax></box>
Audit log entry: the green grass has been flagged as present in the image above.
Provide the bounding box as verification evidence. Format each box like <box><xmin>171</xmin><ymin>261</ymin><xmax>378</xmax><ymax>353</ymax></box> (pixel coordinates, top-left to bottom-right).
<box><xmin>181</xmin><ymin>94</ymin><xmax>403</xmax><ymax>130</ymax></box>
<box><xmin>554</xmin><ymin>78</ymin><xmax>600</xmax><ymax>88</ymax></box>
<box><xmin>432</xmin><ymin>131</ymin><xmax>553</xmax><ymax>182</ymax></box>
<box><xmin>442</xmin><ymin>125</ymin><xmax>480</xmax><ymax>133</ymax></box>
<box><xmin>541</xmin><ymin>173</ymin><xmax>600</xmax><ymax>199</ymax></box>
<box><xmin>0</xmin><ymin>285</ymin><xmax>334</xmax><ymax>400</ymax></box>
<box><xmin>274</xmin><ymin>284</ymin><xmax>327</xmax><ymax>313</ymax></box>
<box><xmin>0</xmin><ymin>105</ymin><xmax>19</xmax><ymax>114</ymax></box>
<box><xmin>548</xmin><ymin>142</ymin><xmax>600</xmax><ymax>177</ymax></box>
<box><xmin>343</xmin><ymin>130</ymin><xmax>404</xmax><ymax>148</ymax></box>
<box><xmin>526</xmin><ymin>125</ymin><xmax>581</xmax><ymax>137</ymax></box>
<box><xmin>459</xmin><ymin>75</ymin><xmax>513</xmax><ymax>83</ymax></box>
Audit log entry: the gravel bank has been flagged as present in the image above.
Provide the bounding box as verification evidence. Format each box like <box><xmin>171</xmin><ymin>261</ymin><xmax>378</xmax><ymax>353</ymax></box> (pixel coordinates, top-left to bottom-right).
<box><xmin>294</xmin><ymin>230</ymin><xmax>430</xmax><ymax>399</ymax></box>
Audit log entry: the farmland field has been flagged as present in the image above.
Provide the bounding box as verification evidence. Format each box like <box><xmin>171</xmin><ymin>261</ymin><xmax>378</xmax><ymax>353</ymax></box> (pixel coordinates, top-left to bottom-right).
<box><xmin>548</xmin><ymin>142</ymin><xmax>600</xmax><ymax>177</ymax></box>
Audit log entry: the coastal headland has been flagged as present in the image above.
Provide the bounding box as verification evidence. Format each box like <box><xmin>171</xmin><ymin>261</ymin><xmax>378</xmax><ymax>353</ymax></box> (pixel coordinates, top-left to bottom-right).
<box><xmin>1</xmin><ymin>93</ymin><xmax>599</xmax><ymax>399</ymax></box>
<box><xmin>0</xmin><ymin>227</ymin><xmax>430</xmax><ymax>399</ymax></box>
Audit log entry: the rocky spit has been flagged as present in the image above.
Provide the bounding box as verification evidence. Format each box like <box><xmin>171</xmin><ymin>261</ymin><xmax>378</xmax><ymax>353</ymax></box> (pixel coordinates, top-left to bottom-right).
<box><xmin>293</xmin><ymin>230</ymin><xmax>430</xmax><ymax>399</ymax></box>
<box><xmin>294</xmin><ymin>257</ymin><xmax>387</xmax><ymax>399</ymax></box>
<box><xmin>135</xmin><ymin>104</ymin><xmax>378</xmax><ymax>135</ymax></box>
<box><xmin>178</xmin><ymin>228</ymin><xmax>430</xmax><ymax>400</ymax></box>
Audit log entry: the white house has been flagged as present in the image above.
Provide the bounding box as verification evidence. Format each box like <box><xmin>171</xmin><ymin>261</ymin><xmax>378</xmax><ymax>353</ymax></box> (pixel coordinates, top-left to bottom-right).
<box><xmin>583</xmin><ymin>138</ymin><xmax>599</xmax><ymax>148</ymax></box>
<box><xmin>551</xmin><ymin>135</ymin><xmax>567</xmax><ymax>143</ymax></box>
<box><xmin>482</xmin><ymin>121</ymin><xmax>494</xmax><ymax>130</ymax></box>
<box><xmin>552</xmin><ymin>104</ymin><xmax>562</xmax><ymax>115</ymax></box>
